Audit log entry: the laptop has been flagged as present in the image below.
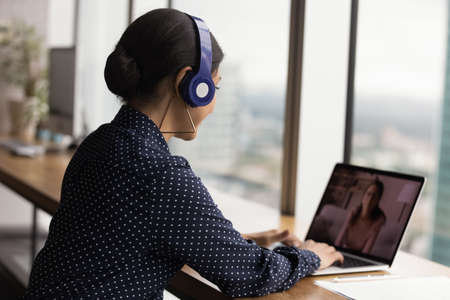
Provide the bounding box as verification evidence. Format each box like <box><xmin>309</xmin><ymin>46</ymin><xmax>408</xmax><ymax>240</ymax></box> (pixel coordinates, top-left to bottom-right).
<box><xmin>306</xmin><ymin>163</ymin><xmax>425</xmax><ymax>275</ymax></box>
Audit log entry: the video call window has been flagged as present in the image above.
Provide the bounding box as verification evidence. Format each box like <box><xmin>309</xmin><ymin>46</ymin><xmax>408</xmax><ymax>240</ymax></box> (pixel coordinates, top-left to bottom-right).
<box><xmin>307</xmin><ymin>165</ymin><xmax>422</xmax><ymax>261</ymax></box>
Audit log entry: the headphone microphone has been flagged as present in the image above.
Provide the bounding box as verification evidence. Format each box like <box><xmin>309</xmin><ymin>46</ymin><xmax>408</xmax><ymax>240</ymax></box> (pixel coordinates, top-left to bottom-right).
<box><xmin>178</xmin><ymin>15</ymin><xmax>215</xmax><ymax>108</ymax></box>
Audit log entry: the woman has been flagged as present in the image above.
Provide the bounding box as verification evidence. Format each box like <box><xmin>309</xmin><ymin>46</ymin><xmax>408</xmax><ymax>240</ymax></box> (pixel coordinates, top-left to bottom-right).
<box><xmin>335</xmin><ymin>180</ymin><xmax>386</xmax><ymax>254</ymax></box>
<box><xmin>25</xmin><ymin>9</ymin><xmax>342</xmax><ymax>299</ymax></box>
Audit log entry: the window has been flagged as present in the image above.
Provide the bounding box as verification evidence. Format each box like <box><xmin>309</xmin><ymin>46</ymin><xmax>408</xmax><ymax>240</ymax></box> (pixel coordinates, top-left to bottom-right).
<box><xmin>167</xmin><ymin>0</ymin><xmax>291</xmax><ymax>229</ymax></box>
<box><xmin>351</xmin><ymin>0</ymin><xmax>448</xmax><ymax>265</ymax></box>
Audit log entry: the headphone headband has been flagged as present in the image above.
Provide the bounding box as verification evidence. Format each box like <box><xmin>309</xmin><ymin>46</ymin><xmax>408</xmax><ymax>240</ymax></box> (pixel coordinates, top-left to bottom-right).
<box><xmin>191</xmin><ymin>16</ymin><xmax>213</xmax><ymax>77</ymax></box>
<box><xmin>179</xmin><ymin>14</ymin><xmax>215</xmax><ymax>107</ymax></box>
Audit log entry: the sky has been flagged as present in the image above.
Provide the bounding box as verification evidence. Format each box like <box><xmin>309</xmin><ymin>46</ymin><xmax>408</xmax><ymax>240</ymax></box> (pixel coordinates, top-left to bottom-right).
<box><xmin>355</xmin><ymin>0</ymin><xmax>448</xmax><ymax>103</ymax></box>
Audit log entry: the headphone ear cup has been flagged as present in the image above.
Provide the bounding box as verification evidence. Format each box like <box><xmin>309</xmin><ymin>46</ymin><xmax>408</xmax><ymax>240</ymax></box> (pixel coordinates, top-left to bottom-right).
<box><xmin>178</xmin><ymin>70</ymin><xmax>194</xmax><ymax>106</ymax></box>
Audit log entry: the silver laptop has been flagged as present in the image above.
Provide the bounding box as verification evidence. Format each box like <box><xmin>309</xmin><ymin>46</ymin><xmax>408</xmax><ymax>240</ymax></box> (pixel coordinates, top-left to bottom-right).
<box><xmin>307</xmin><ymin>163</ymin><xmax>425</xmax><ymax>275</ymax></box>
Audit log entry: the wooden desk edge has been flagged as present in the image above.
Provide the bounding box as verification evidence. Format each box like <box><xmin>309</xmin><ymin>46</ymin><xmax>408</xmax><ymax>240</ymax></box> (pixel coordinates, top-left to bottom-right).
<box><xmin>0</xmin><ymin>166</ymin><xmax>59</xmax><ymax>215</ymax></box>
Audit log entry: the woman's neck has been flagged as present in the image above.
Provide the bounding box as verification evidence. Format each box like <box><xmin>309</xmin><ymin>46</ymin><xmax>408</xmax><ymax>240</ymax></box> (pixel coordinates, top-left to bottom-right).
<box><xmin>127</xmin><ymin>98</ymin><xmax>175</xmax><ymax>142</ymax></box>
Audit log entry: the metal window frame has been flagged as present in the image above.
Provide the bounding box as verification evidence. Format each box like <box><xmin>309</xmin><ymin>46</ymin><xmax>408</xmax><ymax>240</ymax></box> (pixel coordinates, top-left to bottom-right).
<box><xmin>343</xmin><ymin>0</ymin><xmax>359</xmax><ymax>164</ymax></box>
<box><xmin>128</xmin><ymin>0</ymin><xmax>134</xmax><ymax>24</ymax></box>
<box><xmin>280</xmin><ymin>0</ymin><xmax>307</xmax><ymax>215</ymax></box>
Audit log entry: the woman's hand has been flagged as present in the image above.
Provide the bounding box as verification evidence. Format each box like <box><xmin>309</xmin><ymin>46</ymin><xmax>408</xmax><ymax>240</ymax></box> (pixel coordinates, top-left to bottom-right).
<box><xmin>242</xmin><ymin>230</ymin><xmax>344</xmax><ymax>270</ymax></box>
<box><xmin>242</xmin><ymin>229</ymin><xmax>303</xmax><ymax>248</ymax></box>
<box><xmin>301</xmin><ymin>239</ymin><xmax>344</xmax><ymax>270</ymax></box>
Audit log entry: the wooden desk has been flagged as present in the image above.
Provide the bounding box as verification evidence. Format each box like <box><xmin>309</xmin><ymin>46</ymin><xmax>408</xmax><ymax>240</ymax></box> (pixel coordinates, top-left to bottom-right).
<box><xmin>0</xmin><ymin>145</ymin><xmax>71</xmax><ymax>215</ymax></box>
<box><xmin>1</xmin><ymin>146</ymin><xmax>449</xmax><ymax>299</ymax></box>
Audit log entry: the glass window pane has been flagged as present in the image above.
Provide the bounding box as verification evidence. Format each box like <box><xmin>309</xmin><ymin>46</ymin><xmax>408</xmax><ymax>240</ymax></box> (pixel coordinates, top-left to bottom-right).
<box><xmin>351</xmin><ymin>0</ymin><xmax>448</xmax><ymax>265</ymax></box>
<box><xmin>170</xmin><ymin>1</ymin><xmax>290</xmax><ymax>227</ymax></box>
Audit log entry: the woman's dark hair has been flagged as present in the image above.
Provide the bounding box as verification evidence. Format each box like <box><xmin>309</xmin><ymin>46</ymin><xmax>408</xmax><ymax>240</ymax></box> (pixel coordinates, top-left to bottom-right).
<box><xmin>352</xmin><ymin>180</ymin><xmax>386</xmax><ymax>221</ymax></box>
<box><xmin>104</xmin><ymin>8</ymin><xmax>224</xmax><ymax>101</ymax></box>
<box><xmin>369</xmin><ymin>180</ymin><xmax>384</xmax><ymax>203</ymax></box>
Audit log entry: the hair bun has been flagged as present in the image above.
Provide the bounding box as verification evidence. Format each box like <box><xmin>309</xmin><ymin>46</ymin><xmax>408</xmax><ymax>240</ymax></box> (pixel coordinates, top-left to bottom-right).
<box><xmin>104</xmin><ymin>44</ymin><xmax>141</xmax><ymax>99</ymax></box>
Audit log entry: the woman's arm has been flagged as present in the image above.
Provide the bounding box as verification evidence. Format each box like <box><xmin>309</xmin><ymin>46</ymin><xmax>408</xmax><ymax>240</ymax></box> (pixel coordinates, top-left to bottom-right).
<box><xmin>146</xmin><ymin>163</ymin><xmax>321</xmax><ymax>298</ymax></box>
<box><xmin>242</xmin><ymin>229</ymin><xmax>303</xmax><ymax>248</ymax></box>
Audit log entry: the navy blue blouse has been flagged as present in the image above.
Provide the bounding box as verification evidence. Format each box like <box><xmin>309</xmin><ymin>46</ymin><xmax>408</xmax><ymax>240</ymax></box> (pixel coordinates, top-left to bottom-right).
<box><xmin>25</xmin><ymin>104</ymin><xmax>320</xmax><ymax>299</ymax></box>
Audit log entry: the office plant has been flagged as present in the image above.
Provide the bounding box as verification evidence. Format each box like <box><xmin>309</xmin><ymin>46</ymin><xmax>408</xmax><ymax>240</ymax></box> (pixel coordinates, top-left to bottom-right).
<box><xmin>0</xmin><ymin>20</ymin><xmax>48</xmax><ymax>141</ymax></box>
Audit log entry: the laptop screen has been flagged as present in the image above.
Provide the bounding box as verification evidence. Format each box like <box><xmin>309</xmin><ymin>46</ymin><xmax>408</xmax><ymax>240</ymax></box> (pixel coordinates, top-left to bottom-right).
<box><xmin>305</xmin><ymin>163</ymin><xmax>425</xmax><ymax>265</ymax></box>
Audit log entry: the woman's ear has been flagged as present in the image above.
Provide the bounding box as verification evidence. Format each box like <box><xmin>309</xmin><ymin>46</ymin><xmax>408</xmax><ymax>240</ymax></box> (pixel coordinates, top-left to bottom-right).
<box><xmin>174</xmin><ymin>66</ymin><xmax>193</xmax><ymax>98</ymax></box>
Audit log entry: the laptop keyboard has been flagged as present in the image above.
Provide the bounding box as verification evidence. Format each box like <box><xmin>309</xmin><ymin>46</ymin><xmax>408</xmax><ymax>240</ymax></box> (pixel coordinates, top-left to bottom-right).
<box><xmin>333</xmin><ymin>254</ymin><xmax>376</xmax><ymax>268</ymax></box>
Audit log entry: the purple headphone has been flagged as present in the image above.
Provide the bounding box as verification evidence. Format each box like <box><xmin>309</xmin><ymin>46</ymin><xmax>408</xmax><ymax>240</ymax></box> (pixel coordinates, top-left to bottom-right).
<box><xmin>178</xmin><ymin>15</ymin><xmax>215</xmax><ymax>107</ymax></box>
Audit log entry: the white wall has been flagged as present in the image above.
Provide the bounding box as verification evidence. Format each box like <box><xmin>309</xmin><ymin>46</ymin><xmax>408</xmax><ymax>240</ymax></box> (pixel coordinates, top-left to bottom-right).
<box><xmin>0</xmin><ymin>0</ymin><xmax>49</xmax><ymax>38</ymax></box>
<box><xmin>0</xmin><ymin>183</ymin><xmax>32</xmax><ymax>227</ymax></box>
<box><xmin>295</xmin><ymin>0</ymin><xmax>351</xmax><ymax>239</ymax></box>
<box><xmin>47</xmin><ymin>0</ymin><xmax>75</xmax><ymax>47</ymax></box>
<box><xmin>132</xmin><ymin>0</ymin><xmax>167</xmax><ymax>21</ymax></box>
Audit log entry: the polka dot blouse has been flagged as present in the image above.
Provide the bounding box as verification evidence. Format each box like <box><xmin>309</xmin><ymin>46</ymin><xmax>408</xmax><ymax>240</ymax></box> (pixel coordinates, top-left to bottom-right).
<box><xmin>24</xmin><ymin>104</ymin><xmax>320</xmax><ymax>299</ymax></box>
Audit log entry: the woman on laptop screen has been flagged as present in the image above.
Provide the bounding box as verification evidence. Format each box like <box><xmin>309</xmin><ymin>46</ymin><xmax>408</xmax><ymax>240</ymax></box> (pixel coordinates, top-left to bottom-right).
<box><xmin>335</xmin><ymin>180</ymin><xmax>387</xmax><ymax>253</ymax></box>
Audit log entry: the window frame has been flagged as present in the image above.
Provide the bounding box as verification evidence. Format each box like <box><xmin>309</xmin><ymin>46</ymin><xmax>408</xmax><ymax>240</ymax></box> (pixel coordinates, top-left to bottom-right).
<box><xmin>343</xmin><ymin>0</ymin><xmax>359</xmax><ymax>164</ymax></box>
<box><xmin>280</xmin><ymin>0</ymin><xmax>307</xmax><ymax>215</ymax></box>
